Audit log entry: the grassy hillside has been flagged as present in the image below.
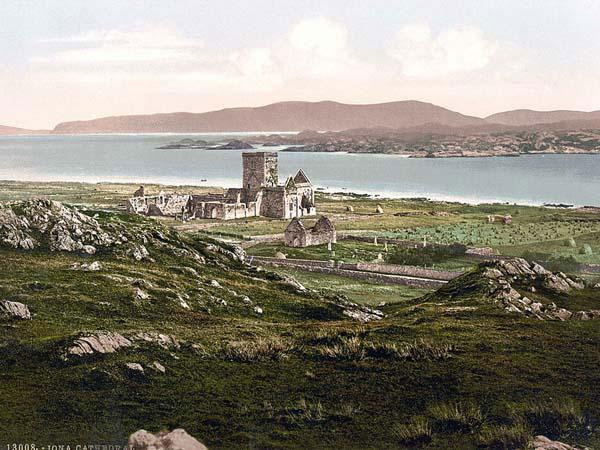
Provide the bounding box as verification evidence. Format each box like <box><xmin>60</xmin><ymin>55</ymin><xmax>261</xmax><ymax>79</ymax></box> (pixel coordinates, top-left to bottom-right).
<box><xmin>1</xmin><ymin>183</ymin><xmax>599</xmax><ymax>448</ymax></box>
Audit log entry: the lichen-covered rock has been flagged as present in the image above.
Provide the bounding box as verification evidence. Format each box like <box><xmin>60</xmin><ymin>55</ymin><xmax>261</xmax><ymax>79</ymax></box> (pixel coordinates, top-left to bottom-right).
<box><xmin>128</xmin><ymin>243</ymin><xmax>150</xmax><ymax>261</ymax></box>
<box><xmin>427</xmin><ymin>258</ymin><xmax>595</xmax><ymax>321</ymax></box>
<box><xmin>0</xmin><ymin>300</ymin><xmax>32</xmax><ymax>320</ymax></box>
<box><xmin>151</xmin><ymin>361</ymin><xmax>166</xmax><ymax>373</ymax></box>
<box><xmin>278</xmin><ymin>273</ymin><xmax>307</xmax><ymax>293</ymax></box>
<box><xmin>71</xmin><ymin>261</ymin><xmax>103</xmax><ymax>271</ymax></box>
<box><xmin>532</xmin><ymin>435</ymin><xmax>578</xmax><ymax>450</ymax></box>
<box><xmin>61</xmin><ymin>331</ymin><xmax>133</xmax><ymax>361</ymax></box>
<box><xmin>343</xmin><ymin>307</ymin><xmax>384</xmax><ymax>322</ymax></box>
<box><xmin>128</xmin><ymin>428</ymin><xmax>208</xmax><ymax>450</ymax></box>
<box><xmin>0</xmin><ymin>199</ymin><xmax>113</xmax><ymax>252</ymax></box>
<box><xmin>124</xmin><ymin>362</ymin><xmax>145</xmax><ymax>376</ymax></box>
<box><xmin>131</xmin><ymin>332</ymin><xmax>181</xmax><ymax>350</ymax></box>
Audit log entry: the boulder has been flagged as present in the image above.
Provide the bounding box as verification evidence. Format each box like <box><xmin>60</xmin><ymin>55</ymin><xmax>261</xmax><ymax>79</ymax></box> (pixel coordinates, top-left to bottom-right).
<box><xmin>134</xmin><ymin>288</ymin><xmax>150</xmax><ymax>300</ymax></box>
<box><xmin>71</xmin><ymin>261</ymin><xmax>103</xmax><ymax>271</ymax></box>
<box><xmin>132</xmin><ymin>332</ymin><xmax>181</xmax><ymax>350</ymax></box>
<box><xmin>343</xmin><ymin>308</ymin><xmax>384</xmax><ymax>322</ymax></box>
<box><xmin>0</xmin><ymin>199</ymin><xmax>122</xmax><ymax>254</ymax></box>
<box><xmin>128</xmin><ymin>429</ymin><xmax>208</xmax><ymax>450</ymax></box>
<box><xmin>61</xmin><ymin>331</ymin><xmax>132</xmax><ymax>361</ymax></box>
<box><xmin>124</xmin><ymin>362</ymin><xmax>145</xmax><ymax>376</ymax></box>
<box><xmin>532</xmin><ymin>435</ymin><xmax>578</xmax><ymax>450</ymax></box>
<box><xmin>279</xmin><ymin>274</ymin><xmax>307</xmax><ymax>293</ymax></box>
<box><xmin>128</xmin><ymin>243</ymin><xmax>150</xmax><ymax>261</ymax></box>
<box><xmin>0</xmin><ymin>300</ymin><xmax>32</xmax><ymax>320</ymax></box>
<box><xmin>151</xmin><ymin>361</ymin><xmax>166</xmax><ymax>373</ymax></box>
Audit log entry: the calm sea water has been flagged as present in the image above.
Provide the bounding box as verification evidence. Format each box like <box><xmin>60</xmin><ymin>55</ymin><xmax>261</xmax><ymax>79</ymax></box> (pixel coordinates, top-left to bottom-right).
<box><xmin>1</xmin><ymin>133</ymin><xmax>599</xmax><ymax>206</ymax></box>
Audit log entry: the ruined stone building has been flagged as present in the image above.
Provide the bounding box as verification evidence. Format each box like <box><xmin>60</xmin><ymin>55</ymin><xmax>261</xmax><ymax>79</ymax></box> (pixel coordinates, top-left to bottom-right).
<box><xmin>126</xmin><ymin>152</ymin><xmax>316</xmax><ymax>220</ymax></box>
<box><xmin>284</xmin><ymin>216</ymin><xmax>336</xmax><ymax>247</ymax></box>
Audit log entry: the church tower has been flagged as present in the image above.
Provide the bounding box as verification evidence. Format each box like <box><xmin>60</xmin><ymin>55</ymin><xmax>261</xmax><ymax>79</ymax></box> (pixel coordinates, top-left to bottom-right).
<box><xmin>242</xmin><ymin>152</ymin><xmax>278</xmax><ymax>199</ymax></box>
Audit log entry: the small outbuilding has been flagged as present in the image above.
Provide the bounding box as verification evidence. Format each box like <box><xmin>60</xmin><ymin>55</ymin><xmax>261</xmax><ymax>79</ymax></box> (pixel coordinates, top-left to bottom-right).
<box><xmin>284</xmin><ymin>216</ymin><xmax>336</xmax><ymax>248</ymax></box>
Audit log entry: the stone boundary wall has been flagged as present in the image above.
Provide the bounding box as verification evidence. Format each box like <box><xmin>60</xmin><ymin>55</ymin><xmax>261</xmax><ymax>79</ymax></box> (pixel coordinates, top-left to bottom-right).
<box><xmin>247</xmin><ymin>256</ymin><xmax>450</xmax><ymax>288</ymax></box>
<box><xmin>343</xmin><ymin>262</ymin><xmax>463</xmax><ymax>281</ymax></box>
<box><xmin>579</xmin><ymin>263</ymin><xmax>600</xmax><ymax>273</ymax></box>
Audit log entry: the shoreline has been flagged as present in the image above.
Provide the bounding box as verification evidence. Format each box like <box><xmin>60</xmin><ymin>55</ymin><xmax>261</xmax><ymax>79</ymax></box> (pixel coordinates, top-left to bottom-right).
<box><xmin>1</xmin><ymin>177</ymin><xmax>595</xmax><ymax>209</ymax></box>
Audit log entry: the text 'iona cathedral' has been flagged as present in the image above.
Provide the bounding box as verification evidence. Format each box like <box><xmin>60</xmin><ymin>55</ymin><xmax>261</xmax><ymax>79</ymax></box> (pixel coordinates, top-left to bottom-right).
<box><xmin>126</xmin><ymin>152</ymin><xmax>316</xmax><ymax>220</ymax></box>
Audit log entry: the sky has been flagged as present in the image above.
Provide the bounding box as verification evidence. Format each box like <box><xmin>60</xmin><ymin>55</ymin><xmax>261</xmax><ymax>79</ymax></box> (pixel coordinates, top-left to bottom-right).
<box><xmin>2</xmin><ymin>0</ymin><xmax>600</xmax><ymax>129</ymax></box>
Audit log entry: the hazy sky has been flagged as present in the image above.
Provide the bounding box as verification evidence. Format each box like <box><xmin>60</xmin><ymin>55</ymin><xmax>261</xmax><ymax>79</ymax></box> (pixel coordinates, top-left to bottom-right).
<box><xmin>2</xmin><ymin>0</ymin><xmax>600</xmax><ymax>129</ymax></box>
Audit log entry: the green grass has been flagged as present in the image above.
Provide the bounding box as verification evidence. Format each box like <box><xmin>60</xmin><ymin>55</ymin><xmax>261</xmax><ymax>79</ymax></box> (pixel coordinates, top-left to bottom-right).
<box><xmin>1</xmin><ymin>182</ymin><xmax>600</xmax><ymax>448</ymax></box>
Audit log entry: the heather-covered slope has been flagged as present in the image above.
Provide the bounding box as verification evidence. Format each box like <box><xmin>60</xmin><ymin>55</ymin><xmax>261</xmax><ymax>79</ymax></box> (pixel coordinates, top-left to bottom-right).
<box><xmin>1</xmin><ymin>200</ymin><xmax>599</xmax><ymax>448</ymax></box>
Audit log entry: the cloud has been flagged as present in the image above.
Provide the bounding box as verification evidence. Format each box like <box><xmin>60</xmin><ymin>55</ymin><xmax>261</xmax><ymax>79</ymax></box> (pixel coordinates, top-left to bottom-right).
<box><xmin>34</xmin><ymin>27</ymin><xmax>204</xmax><ymax>65</ymax></box>
<box><xmin>388</xmin><ymin>24</ymin><xmax>498</xmax><ymax>78</ymax></box>
<box><xmin>280</xmin><ymin>17</ymin><xmax>359</xmax><ymax>78</ymax></box>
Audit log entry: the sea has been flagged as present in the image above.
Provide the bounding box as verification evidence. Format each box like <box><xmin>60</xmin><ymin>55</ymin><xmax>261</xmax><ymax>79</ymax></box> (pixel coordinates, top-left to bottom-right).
<box><xmin>1</xmin><ymin>133</ymin><xmax>599</xmax><ymax>206</ymax></box>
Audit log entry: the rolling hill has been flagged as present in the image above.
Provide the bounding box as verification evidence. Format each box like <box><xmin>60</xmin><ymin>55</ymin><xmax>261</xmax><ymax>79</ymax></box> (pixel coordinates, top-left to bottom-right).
<box><xmin>52</xmin><ymin>100</ymin><xmax>486</xmax><ymax>133</ymax></box>
<box><xmin>485</xmin><ymin>109</ymin><xmax>600</xmax><ymax>126</ymax></box>
<box><xmin>0</xmin><ymin>125</ymin><xmax>50</xmax><ymax>135</ymax></box>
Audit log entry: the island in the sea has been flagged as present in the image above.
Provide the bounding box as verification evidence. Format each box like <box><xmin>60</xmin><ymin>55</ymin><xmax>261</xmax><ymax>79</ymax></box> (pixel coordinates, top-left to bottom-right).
<box><xmin>251</xmin><ymin>127</ymin><xmax>600</xmax><ymax>158</ymax></box>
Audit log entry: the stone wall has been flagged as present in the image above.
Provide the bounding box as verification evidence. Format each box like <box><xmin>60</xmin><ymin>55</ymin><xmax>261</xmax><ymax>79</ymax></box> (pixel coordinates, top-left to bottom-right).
<box><xmin>248</xmin><ymin>256</ymin><xmax>451</xmax><ymax>288</ymax></box>
<box><xmin>341</xmin><ymin>262</ymin><xmax>462</xmax><ymax>281</ymax></box>
<box><xmin>261</xmin><ymin>187</ymin><xmax>286</xmax><ymax>218</ymax></box>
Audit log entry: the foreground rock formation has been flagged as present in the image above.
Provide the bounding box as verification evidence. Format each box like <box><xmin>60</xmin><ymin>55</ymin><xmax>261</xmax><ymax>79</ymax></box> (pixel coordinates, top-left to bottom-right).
<box><xmin>427</xmin><ymin>258</ymin><xmax>599</xmax><ymax>320</ymax></box>
<box><xmin>0</xmin><ymin>199</ymin><xmax>112</xmax><ymax>252</ymax></box>
<box><xmin>533</xmin><ymin>435</ymin><xmax>579</xmax><ymax>450</ymax></box>
<box><xmin>0</xmin><ymin>300</ymin><xmax>31</xmax><ymax>320</ymax></box>
<box><xmin>129</xmin><ymin>428</ymin><xmax>208</xmax><ymax>450</ymax></box>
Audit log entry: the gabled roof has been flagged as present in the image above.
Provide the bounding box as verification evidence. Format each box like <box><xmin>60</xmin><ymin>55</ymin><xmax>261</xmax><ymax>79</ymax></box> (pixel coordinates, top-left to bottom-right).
<box><xmin>312</xmin><ymin>216</ymin><xmax>335</xmax><ymax>233</ymax></box>
<box><xmin>284</xmin><ymin>176</ymin><xmax>297</xmax><ymax>191</ymax></box>
<box><xmin>285</xmin><ymin>217</ymin><xmax>305</xmax><ymax>232</ymax></box>
<box><xmin>293</xmin><ymin>169</ymin><xmax>312</xmax><ymax>185</ymax></box>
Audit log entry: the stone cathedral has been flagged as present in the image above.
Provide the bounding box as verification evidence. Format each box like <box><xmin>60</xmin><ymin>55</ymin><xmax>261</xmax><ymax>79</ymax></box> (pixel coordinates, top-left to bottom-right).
<box><xmin>126</xmin><ymin>152</ymin><xmax>316</xmax><ymax>220</ymax></box>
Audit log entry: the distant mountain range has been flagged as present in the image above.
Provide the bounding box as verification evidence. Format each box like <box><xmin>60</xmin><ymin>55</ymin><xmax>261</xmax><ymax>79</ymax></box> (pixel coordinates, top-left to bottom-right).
<box><xmin>0</xmin><ymin>125</ymin><xmax>50</xmax><ymax>135</ymax></box>
<box><xmin>2</xmin><ymin>100</ymin><xmax>600</xmax><ymax>135</ymax></box>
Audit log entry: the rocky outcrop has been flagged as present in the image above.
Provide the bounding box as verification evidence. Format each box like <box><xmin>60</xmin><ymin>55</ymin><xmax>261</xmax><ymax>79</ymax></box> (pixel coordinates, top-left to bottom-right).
<box><xmin>0</xmin><ymin>199</ymin><xmax>234</xmax><ymax>265</ymax></box>
<box><xmin>0</xmin><ymin>199</ymin><xmax>113</xmax><ymax>252</ymax></box>
<box><xmin>71</xmin><ymin>261</ymin><xmax>103</xmax><ymax>271</ymax></box>
<box><xmin>61</xmin><ymin>331</ymin><xmax>133</xmax><ymax>361</ymax></box>
<box><xmin>131</xmin><ymin>332</ymin><xmax>181</xmax><ymax>350</ymax></box>
<box><xmin>60</xmin><ymin>330</ymin><xmax>181</xmax><ymax>362</ymax></box>
<box><xmin>128</xmin><ymin>429</ymin><xmax>208</xmax><ymax>450</ymax></box>
<box><xmin>532</xmin><ymin>435</ymin><xmax>579</xmax><ymax>450</ymax></box>
<box><xmin>0</xmin><ymin>300</ymin><xmax>32</xmax><ymax>320</ymax></box>
<box><xmin>343</xmin><ymin>307</ymin><xmax>384</xmax><ymax>322</ymax></box>
<box><xmin>429</xmin><ymin>258</ymin><xmax>596</xmax><ymax>321</ymax></box>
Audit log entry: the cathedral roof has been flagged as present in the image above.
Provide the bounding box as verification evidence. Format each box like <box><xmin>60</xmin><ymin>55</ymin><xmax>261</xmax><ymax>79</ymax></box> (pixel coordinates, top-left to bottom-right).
<box><xmin>293</xmin><ymin>169</ymin><xmax>312</xmax><ymax>185</ymax></box>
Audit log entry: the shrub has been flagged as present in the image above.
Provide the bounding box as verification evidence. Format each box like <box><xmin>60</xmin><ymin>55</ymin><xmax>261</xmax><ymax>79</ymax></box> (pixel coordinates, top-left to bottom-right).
<box><xmin>397</xmin><ymin>339</ymin><xmax>456</xmax><ymax>361</ymax></box>
<box><xmin>318</xmin><ymin>336</ymin><xmax>366</xmax><ymax>360</ymax></box>
<box><xmin>580</xmin><ymin>244</ymin><xmax>593</xmax><ymax>256</ymax></box>
<box><xmin>284</xmin><ymin>399</ymin><xmax>325</xmax><ymax>424</ymax></box>
<box><xmin>508</xmin><ymin>398</ymin><xmax>586</xmax><ymax>439</ymax></box>
<box><xmin>318</xmin><ymin>337</ymin><xmax>455</xmax><ymax>361</ymax></box>
<box><xmin>392</xmin><ymin>416</ymin><xmax>432</xmax><ymax>446</ymax></box>
<box><xmin>478</xmin><ymin>423</ymin><xmax>532</xmax><ymax>449</ymax></box>
<box><xmin>221</xmin><ymin>337</ymin><xmax>292</xmax><ymax>362</ymax></box>
<box><xmin>428</xmin><ymin>400</ymin><xmax>485</xmax><ymax>433</ymax></box>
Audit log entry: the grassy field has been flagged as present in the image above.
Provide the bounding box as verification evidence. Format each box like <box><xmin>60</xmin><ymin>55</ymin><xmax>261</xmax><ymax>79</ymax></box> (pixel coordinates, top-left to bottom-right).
<box><xmin>1</xmin><ymin>180</ymin><xmax>599</xmax><ymax>448</ymax></box>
